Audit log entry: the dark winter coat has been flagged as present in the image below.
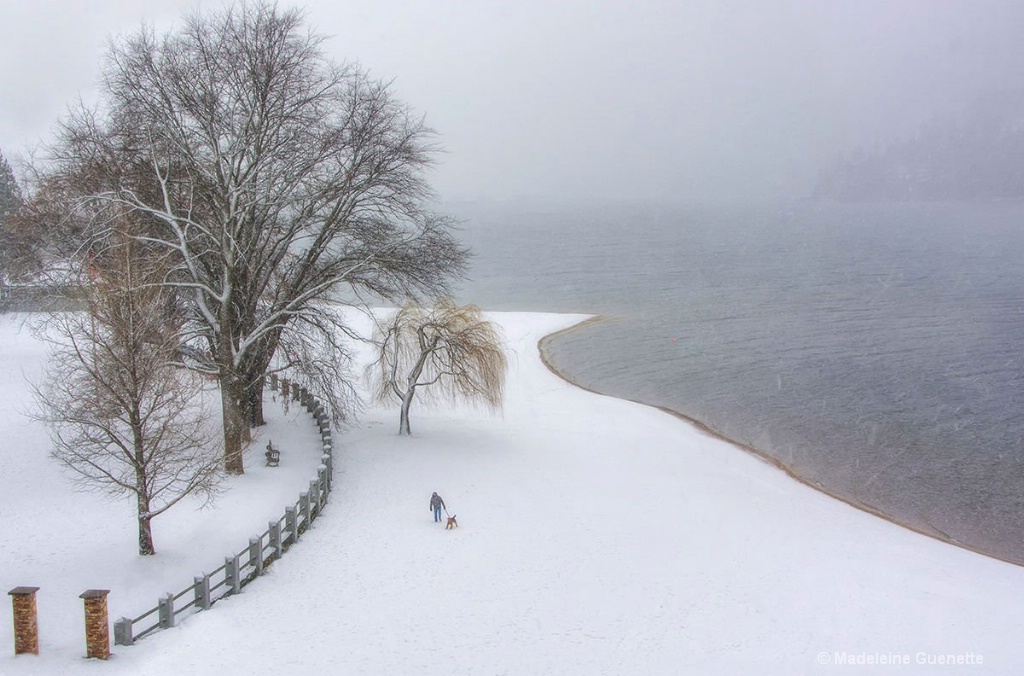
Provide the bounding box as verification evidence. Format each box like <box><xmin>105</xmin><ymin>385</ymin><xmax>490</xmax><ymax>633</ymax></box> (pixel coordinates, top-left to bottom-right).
<box><xmin>430</xmin><ymin>493</ymin><xmax>445</xmax><ymax>511</ymax></box>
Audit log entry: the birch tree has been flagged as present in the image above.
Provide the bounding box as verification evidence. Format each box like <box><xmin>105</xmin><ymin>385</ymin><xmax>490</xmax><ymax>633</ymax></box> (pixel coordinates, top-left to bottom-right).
<box><xmin>369</xmin><ymin>300</ymin><xmax>507</xmax><ymax>436</ymax></box>
<box><xmin>41</xmin><ymin>1</ymin><xmax>467</xmax><ymax>472</ymax></box>
<box><xmin>33</xmin><ymin>227</ymin><xmax>220</xmax><ymax>555</ymax></box>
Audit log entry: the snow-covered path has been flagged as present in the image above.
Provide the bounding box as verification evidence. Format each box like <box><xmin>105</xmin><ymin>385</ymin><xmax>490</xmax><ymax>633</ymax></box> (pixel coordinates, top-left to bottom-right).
<box><xmin>4</xmin><ymin>312</ymin><xmax>1024</xmax><ymax>674</ymax></box>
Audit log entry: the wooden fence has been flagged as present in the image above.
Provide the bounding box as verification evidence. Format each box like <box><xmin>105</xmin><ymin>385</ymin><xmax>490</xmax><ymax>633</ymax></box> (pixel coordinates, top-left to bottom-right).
<box><xmin>113</xmin><ymin>376</ymin><xmax>334</xmax><ymax>646</ymax></box>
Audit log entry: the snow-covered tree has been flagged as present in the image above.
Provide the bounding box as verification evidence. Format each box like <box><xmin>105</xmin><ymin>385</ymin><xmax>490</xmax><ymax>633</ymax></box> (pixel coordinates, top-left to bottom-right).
<box><xmin>33</xmin><ymin>226</ymin><xmax>221</xmax><ymax>555</ymax></box>
<box><xmin>38</xmin><ymin>1</ymin><xmax>467</xmax><ymax>472</ymax></box>
<box><xmin>369</xmin><ymin>300</ymin><xmax>507</xmax><ymax>436</ymax></box>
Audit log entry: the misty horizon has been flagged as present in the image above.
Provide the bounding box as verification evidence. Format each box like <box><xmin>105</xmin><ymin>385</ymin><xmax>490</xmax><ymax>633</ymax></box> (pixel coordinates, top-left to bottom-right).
<box><xmin>2</xmin><ymin>0</ymin><xmax>1024</xmax><ymax>202</ymax></box>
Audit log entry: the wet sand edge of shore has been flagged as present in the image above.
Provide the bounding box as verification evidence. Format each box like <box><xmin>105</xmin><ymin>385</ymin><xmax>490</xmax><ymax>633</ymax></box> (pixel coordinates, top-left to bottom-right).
<box><xmin>536</xmin><ymin>314</ymin><xmax>1022</xmax><ymax>570</ymax></box>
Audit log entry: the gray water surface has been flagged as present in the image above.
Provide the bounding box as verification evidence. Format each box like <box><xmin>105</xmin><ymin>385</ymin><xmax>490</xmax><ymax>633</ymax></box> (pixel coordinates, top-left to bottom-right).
<box><xmin>451</xmin><ymin>200</ymin><xmax>1024</xmax><ymax>564</ymax></box>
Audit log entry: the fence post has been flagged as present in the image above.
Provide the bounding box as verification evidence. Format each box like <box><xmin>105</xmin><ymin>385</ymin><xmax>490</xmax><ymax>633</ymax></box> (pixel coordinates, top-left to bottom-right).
<box><xmin>113</xmin><ymin>617</ymin><xmax>134</xmax><ymax>647</ymax></box>
<box><xmin>299</xmin><ymin>492</ymin><xmax>310</xmax><ymax>533</ymax></box>
<box><xmin>320</xmin><ymin>460</ymin><xmax>331</xmax><ymax>495</ymax></box>
<box><xmin>269</xmin><ymin>521</ymin><xmax>283</xmax><ymax>561</ymax></box>
<box><xmin>157</xmin><ymin>593</ymin><xmax>175</xmax><ymax>629</ymax></box>
<box><xmin>249</xmin><ymin>537</ymin><xmax>264</xmax><ymax>576</ymax></box>
<box><xmin>8</xmin><ymin>586</ymin><xmax>40</xmax><ymax>655</ymax></box>
<box><xmin>194</xmin><ymin>575</ymin><xmax>211</xmax><ymax>611</ymax></box>
<box><xmin>310</xmin><ymin>479</ymin><xmax>322</xmax><ymax>518</ymax></box>
<box><xmin>62</xmin><ymin>377</ymin><xmax>340</xmax><ymax>648</ymax></box>
<box><xmin>317</xmin><ymin>464</ymin><xmax>329</xmax><ymax>500</ymax></box>
<box><xmin>225</xmin><ymin>556</ymin><xmax>241</xmax><ymax>595</ymax></box>
<box><xmin>285</xmin><ymin>506</ymin><xmax>298</xmax><ymax>545</ymax></box>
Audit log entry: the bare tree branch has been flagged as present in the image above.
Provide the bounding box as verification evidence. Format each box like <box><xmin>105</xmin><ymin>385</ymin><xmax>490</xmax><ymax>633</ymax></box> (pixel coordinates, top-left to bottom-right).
<box><xmin>31</xmin><ymin>225</ymin><xmax>221</xmax><ymax>555</ymax></box>
<box><xmin>28</xmin><ymin>1</ymin><xmax>468</xmax><ymax>471</ymax></box>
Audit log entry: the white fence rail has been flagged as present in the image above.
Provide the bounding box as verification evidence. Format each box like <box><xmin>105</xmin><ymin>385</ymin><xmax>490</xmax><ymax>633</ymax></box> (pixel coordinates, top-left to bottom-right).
<box><xmin>113</xmin><ymin>377</ymin><xmax>334</xmax><ymax>646</ymax></box>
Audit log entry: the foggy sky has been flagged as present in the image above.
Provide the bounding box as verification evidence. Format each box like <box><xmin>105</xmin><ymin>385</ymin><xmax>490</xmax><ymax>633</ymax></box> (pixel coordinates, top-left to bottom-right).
<box><xmin>2</xmin><ymin>0</ymin><xmax>1023</xmax><ymax>202</ymax></box>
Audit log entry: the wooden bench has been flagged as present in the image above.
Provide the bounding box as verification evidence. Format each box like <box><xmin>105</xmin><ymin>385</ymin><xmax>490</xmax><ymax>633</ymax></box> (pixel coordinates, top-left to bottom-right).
<box><xmin>265</xmin><ymin>441</ymin><xmax>280</xmax><ymax>467</ymax></box>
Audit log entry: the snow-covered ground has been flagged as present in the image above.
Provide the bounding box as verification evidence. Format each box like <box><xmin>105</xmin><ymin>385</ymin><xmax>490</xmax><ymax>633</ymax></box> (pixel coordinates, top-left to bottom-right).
<box><xmin>2</xmin><ymin>311</ymin><xmax>1023</xmax><ymax>675</ymax></box>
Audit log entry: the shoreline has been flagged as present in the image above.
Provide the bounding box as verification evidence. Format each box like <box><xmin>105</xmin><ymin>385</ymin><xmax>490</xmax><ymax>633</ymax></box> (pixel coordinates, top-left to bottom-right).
<box><xmin>537</xmin><ymin>315</ymin><xmax>1023</xmax><ymax>570</ymax></box>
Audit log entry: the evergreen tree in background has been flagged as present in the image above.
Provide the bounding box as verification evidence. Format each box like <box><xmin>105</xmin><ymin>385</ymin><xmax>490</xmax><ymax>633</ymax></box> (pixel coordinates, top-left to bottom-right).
<box><xmin>0</xmin><ymin>149</ymin><xmax>21</xmax><ymax>219</ymax></box>
<box><xmin>0</xmin><ymin>148</ymin><xmax>25</xmax><ymax>299</ymax></box>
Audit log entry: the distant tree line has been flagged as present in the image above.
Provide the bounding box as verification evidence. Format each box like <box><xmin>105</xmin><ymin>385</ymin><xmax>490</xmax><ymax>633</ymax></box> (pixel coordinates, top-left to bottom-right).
<box><xmin>815</xmin><ymin>91</ymin><xmax>1024</xmax><ymax>202</ymax></box>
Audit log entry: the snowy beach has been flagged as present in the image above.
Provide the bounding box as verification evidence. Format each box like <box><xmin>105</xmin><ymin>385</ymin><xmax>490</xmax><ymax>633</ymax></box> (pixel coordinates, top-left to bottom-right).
<box><xmin>2</xmin><ymin>311</ymin><xmax>1024</xmax><ymax>675</ymax></box>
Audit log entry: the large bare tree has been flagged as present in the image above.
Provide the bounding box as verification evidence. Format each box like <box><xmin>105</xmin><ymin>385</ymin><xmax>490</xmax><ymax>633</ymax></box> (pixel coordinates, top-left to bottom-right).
<box><xmin>368</xmin><ymin>300</ymin><xmax>507</xmax><ymax>436</ymax></box>
<box><xmin>41</xmin><ymin>1</ymin><xmax>467</xmax><ymax>473</ymax></box>
<box><xmin>33</xmin><ymin>227</ymin><xmax>220</xmax><ymax>555</ymax></box>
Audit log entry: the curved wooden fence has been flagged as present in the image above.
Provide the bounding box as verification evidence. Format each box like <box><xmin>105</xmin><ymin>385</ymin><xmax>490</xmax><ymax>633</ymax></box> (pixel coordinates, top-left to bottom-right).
<box><xmin>113</xmin><ymin>376</ymin><xmax>335</xmax><ymax>646</ymax></box>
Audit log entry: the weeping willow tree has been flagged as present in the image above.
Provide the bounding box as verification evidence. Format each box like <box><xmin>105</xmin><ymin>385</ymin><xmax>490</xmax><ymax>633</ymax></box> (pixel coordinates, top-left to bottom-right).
<box><xmin>369</xmin><ymin>300</ymin><xmax>507</xmax><ymax>436</ymax></box>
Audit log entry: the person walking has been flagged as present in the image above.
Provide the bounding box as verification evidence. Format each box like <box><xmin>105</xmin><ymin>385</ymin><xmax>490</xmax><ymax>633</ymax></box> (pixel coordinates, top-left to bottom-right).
<box><xmin>429</xmin><ymin>492</ymin><xmax>446</xmax><ymax>523</ymax></box>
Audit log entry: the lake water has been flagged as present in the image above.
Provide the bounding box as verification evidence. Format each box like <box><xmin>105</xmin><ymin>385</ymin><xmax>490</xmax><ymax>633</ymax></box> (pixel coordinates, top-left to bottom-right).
<box><xmin>450</xmin><ymin>199</ymin><xmax>1024</xmax><ymax>565</ymax></box>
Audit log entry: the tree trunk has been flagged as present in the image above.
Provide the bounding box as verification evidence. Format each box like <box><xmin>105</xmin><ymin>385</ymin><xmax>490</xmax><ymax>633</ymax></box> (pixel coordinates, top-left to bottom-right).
<box><xmin>399</xmin><ymin>387</ymin><xmax>415</xmax><ymax>436</ymax></box>
<box><xmin>216</xmin><ymin>312</ymin><xmax>247</xmax><ymax>472</ymax></box>
<box><xmin>398</xmin><ymin>336</ymin><xmax>436</xmax><ymax>436</ymax></box>
<box><xmin>136</xmin><ymin>493</ymin><xmax>155</xmax><ymax>555</ymax></box>
<box><xmin>241</xmin><ymin>333</ymin><xmax>279</xmax><ymax>429</ymax></box>
<box><xmin>245</xmin><ymin>368</ymin><xmax>266</xmax><ymax>428</ymax></box>
<box><xmin>132</xmin><ymin>421</ymin><xmax>156</xmax><ymax>555</ymax></box>
<box><xmin>235</xmin><ymin>372</ymin><xmax>253</xmax><ymax>443</ymax></box>
<box><xmin>221</xmin><ymin>373</ymin><xmax>246</xmax><ymax>474</ymax></box>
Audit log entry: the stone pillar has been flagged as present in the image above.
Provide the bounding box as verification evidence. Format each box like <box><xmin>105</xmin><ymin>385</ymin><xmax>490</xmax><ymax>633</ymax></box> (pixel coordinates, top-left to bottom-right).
<box><xmin>79</xmin><ymin>589</ymin><xmax>110</xmax><ymax>660</ymax></box>
<box><xmin>8</xmin><ymin>587</ymin><xmax>40</xmax><ymax>656</ymax></box>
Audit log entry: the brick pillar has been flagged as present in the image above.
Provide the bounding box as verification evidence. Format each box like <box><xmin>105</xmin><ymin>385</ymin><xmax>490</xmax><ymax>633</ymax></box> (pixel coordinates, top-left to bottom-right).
<box><xmin>79</xmin><ymin>590</ymin><xmax>110</xmax><ymax>660</ymax></box>
<box><xmin>8</xmin><ymin>587</ymin><xmax>40</xmax><ymax>656</ymax></box>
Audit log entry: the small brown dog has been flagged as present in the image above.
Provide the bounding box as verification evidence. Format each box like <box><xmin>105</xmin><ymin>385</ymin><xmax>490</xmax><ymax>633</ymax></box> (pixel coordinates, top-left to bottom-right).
<box><xmin>446</xmin><ymin>514</ymin><xmax>458</xmax><ymax>530</ymax></box>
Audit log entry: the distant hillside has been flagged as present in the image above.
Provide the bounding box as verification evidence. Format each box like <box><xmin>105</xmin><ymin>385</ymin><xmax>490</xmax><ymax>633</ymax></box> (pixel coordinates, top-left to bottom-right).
<box><xmin>815</xmin><ymin>92</ymin><xmax>1024</xmax><ymax>201</ymax></box>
